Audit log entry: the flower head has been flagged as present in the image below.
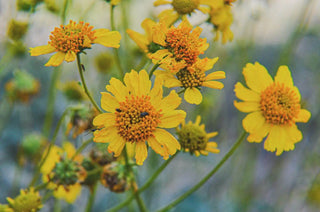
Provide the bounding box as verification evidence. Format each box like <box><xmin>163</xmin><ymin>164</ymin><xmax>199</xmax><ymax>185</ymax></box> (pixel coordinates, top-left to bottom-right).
<box><xmin>60</xmin><ymin>81</ymin><xmax>87</xmax><ymax>101</ymax></box>
<box><xmin>7</xmin><ymin>19</ymin><xmax>29</xmax><ymax>41</ymax></box>
<box><xmin>234</xmin><ymin>62</ymin><xmax>311</xmax><ymax>155</ymax></box>
<box><xmin>154</xmin><ymin>0</ymin><xmax>211</xmax><ymax>25</ymax></box>
<box><xmin>6</xmin><ymin>187</ymin><xmax>42</xmax><ymax>212</ymax></box>
<box><xmin>177</xmin><ymin>116</ymin><xmax>220</xmax><ymax>156</ymax></box>
<box><xmin>100</xmin><ymin>162</ymin><xmax>130</xmax><ymax>193</ymax></box>
<box><xmin>30</xmin><ymin>20</ymin><xmax>121</xmax><ymax>67</ymax></box>
<box><xmin>155</xmin><ymin>57</ymin><xmax>225</xmax><ymax>104</ymax></box>
<box><xmin>92</xmin><ymin>69</ymin><xmax>186</xmax><ymax>165</ymax></box>
<box><xmin>41</xmin><ymin>142</ymin><xmax>84</xmax><ymax>203</ymax></box>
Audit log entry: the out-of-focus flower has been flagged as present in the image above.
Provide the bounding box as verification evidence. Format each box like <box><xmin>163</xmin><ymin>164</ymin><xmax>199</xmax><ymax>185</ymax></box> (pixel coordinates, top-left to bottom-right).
<box><xmin>7</xmin><ymin>19</ymin><xmax>29</xmax><ymax>41</ymax></box>
<box><xmin>60</xmin><ymin>81</ymin><xmax>87</xmax><ymax>101</ymax></box>
<box><xmin>104</xmin><ymin>0</ymin><xmax>121</xmax><ymax>6</ymax></box>
<box><xmin>5</xmin><ymin>70</ymin><xmax>40</xmax><ymax>103</ymax></box>
<box><xmin>44</xmin><ymin>0</ymin><xmax>60</xmax><ymax>13</ymax></box>
<box><xmin>19</xmin><ymin>133</ymin><xmax>48</xmax><ymax>165</ymax></box>
<box><xmin>66</xmin><ymin>106</ymin><xmax>99</xmax><ymax>139</ymax></box>
<box><xmin>100</xmin><ymin>162</ymin><xmax>130</xmax><ymax>193</ymax></box>
<box><xmin>30</xmin><ymin>20</ymin><xmax>121</xmax><ymax>67</ymax></box>
<box><xmin>16</xmin><ymin>0</ymin><xmax>43</xmax><ymax>12</ymax></box>
<box><xmin>0</xmin><ymin>204</ymin><xmax>13</xmax><ymax>212</ymax></box>
<box><xmin>89</xmin><ymin>145</ymin><xmax>116</xmax><ymax>166</ymax></box>
<box><xmin>154</xmin><ymin>0</ymin><xmax>211</xmax><ymax>25</ymax></box>
<box><xmin>6</xmin><ymin>187</ymin><xmax>42</xmax><ymax>212</ymax></box>
<box><xmin>207</xmin><ymin>0</ymin><xmax>234</xmax><ymax>44</ymax></box>
<box><xmin>93</xmin><ymin>69</ymin><xmax>186</xmax><ymax>165</ymax></box>
<box><xmin>94</xmin><ymin>52</ymin><xmax>114</xmax><ymax>74</ymax></box>
<box><xmin>155</xmin><ymin>57</ymin><xmax>225</xmax><ymax>104</ymax></box>
<box><xmin>41</xmin><ymin>142</ymin><xmax>85</xmax><ymax>203</ymax></box>
<box><xmin>234</xmin><ymin>62</ymin><xmax>311</xmax><ymax>155</ymax></box>
<box><xmin>176</xmin><ymin>116</ymin><xmax>220</xmax><ymax>156</ymax></box>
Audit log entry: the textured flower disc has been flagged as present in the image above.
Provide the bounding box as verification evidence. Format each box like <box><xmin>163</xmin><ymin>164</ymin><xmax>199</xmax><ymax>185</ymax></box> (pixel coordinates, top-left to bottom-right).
<box><xmin>176</xmin><ymin>67</ymin><xmax>205</xmax><ymax>88</ymax></box>
<box><xmin>172</xmin><ymin>0</ymin><xmax>200</xmax><ymax>14</ymax></box>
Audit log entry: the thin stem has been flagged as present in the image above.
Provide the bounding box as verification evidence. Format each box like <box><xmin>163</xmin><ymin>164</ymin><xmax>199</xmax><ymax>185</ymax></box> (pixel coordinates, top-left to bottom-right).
<box><xmin>76</xmin><ymin>54</ymin><xmax>102</xmax><ymax>113</ymax></box>
<box><xmin>34</xmin><ymin>182</ymin><xmax>49</xmax><ymax>191</ymax></box>
<box><xmin>29</xmin><ymin>108</ymin><xmax>70</xmax><ymax>187</ymax></box>
<box><xmin>85</xmin><ymin>182</ymin><xmax>98</xmax><ymax>212</ymax></box>
<box><xmin>135</xmin><ymin>55</ymin><xmax>148</xmax><ymax>71</ymax></box>
<box><xmin>61</xmin><ymin>0</ymin><xmax>71</xmax><ymax>24</ymax></box>
<box><xmin>106</xmin><ymin>153</ymin><xmax>178</xmax><ymax>212</ymax></box>
<box><xmin>157</xmin><ymin>131</ymin><xmax>247</xmax><ymax>212</ymax></box>
<box><xmin>71</xmin><ymin>137</ymin><xmax>92</xmax><ymax>160</ymax></box>
<box><xmin>177</xmin><ymin>89</ymin><xmax>185</xmax><ymax>95</ymax></box>
<box><xmin>0</xmin><ymin>99</ymin><xmax>13</xmax><ymax>138</ymax></box>
<box><xmin>149</xmin><ymin>64</ymin><xmax>160</xmax><ymax>79</ymax></box>
<box><xmin>110</xmin><ymin>5</ymin><xmax>124</xmax><ymax>78</ymax></box>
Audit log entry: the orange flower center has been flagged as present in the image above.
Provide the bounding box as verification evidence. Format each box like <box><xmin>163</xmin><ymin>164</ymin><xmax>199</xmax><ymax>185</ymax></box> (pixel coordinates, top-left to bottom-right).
<box><xmin>172</xmin><ymin>0</ymin><xmax>200</xmax><ymax>14</ymax></box>
<box><xmin>260</xmin><ymin>83</ymin><xmax>300</xmax><ymax>125</ymax></box>
<box><xmin>48</xmin><ymin>20</ymin><xmax>96</xmax><ymax>54</ymax></box>
<box><xmin>176</xmin><ymin>68</ymin><xmax>205</xmax><ymax>88</ymax></box>
<box><xmin>165</xmin><ymin>25</ymin><xmax>201</xmax><ymax>65</ymax></box>
<box><xmin>115</xmin><ymin>95</ymin><xmax>162</xmax><ymax>143</ymax></box>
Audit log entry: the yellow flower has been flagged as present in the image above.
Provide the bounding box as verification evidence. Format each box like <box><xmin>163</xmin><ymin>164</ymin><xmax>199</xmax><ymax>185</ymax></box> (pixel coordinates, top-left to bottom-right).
<box><xmin>177</xmin><ymin>116</ymin><xmax>220</xmax><ymax>156</ymax></box>
<box><xmin>234</xmin><ymin>62</ymin><xmax>311</xmax><ymax>155</ymax></box>
<box><xmin>92</xmin><ymin>69</ymin><xmax>186</xmax><ymax>165</ymax></box>
<box><xmin>41</xmin><ymin>142</ymin><xmax>84</xmax><ymax>203</ymax></box>
<box><xmin>155</xmin><ymin>57</ymin><xmax>225</xmax><ymax>104</ymax></box>
<box><xmin>30</xmin><ymin>20</ymin><xmax>121</xmax><ymax>67</ymax></box>
<box><xmin>0</xmin><ymin>204</ymin><xmax>13</xmax><ymax>212</ymax></box>
<box><xmin>6</xmin><ymin>187</ymin><xmax>42</xmax><ymax>212</ymax></box>
<box><xmin>154</xmin><ymin>0</ymin><xmax>212</xmax><ymax>25</ymax></box>
<box><xmin>207</xmin><ymin>0</ymin><xmax>234</xmax><ymax>44</ymax></box>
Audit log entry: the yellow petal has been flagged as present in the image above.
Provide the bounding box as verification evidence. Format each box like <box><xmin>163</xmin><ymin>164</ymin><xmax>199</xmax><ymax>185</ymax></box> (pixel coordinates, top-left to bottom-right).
<box><xmin>141</xmin><ymin>18</ymin><xmax>156</xmax><ymax>42</ymax></box>
<box><xmin>45</xmin><ymin>52</ymin><xmax>65</xmax><ymax>67</ymax></box>
<box><xmin>234</xmin><ymin>82</ymin><xmax>260</xmax><ymax>102</ymax></box>
<box><xmin>30</xmin><ymin>45</ymin><xmax>56</xmax><ymax>56</ymax></box>
<box><xmin>242</xmin><ymin>111</ymin><xmax>266</xmax><ymax>133</ymax></box>
<box><xmin>205</xmin><ymin>71</ymin><xmax>225</xmax><ymax>80</ymax></box>
<box><xmin>234</xmin><ymin>101</ymin><xmax>260</xmax><ymax>113</ymax></box>
<box><xmin>108</xmin><ymin>138</ymin><xmax>126</xmax><ymax>157</ymax></box>
<box><xmin>94</xmin><ymin>29</ymin><xmax>110</xmax><ymax>37</ymax></box>
<box><xmin>294</xmin><ymin>109</ymin><xmax>311</xmax><ymax>123</ymax></box>
<box><xmin>184</xmin><ymin>87</ymin><xmax>202</xmax><ymax>105</ymax></box>
<box><xmin>157</xmin><ymin>9</ymin><xmax>179</xmax><ymax>27</ymax></box>
<box><xmin>54</xmin><ymin>184</ymin><xmax>81</xmax><ymax>203</ymax></box>
<box><xmin>203</xmin><ymin>57</ymin><xmax>219</xmax><ymax>71</ymax></box>
<box><xmin>127</xmin><ymin>29</ymin><xmax>149</xmax><ymax>51</ymax></box>
<box><xmin>159</xmin><ymin>90</ymin><xmax>182</xmax><ymax>111</ymax></box>
<box><xmin>152</xmin><ymin>22</ymin><xmax>168</xmax><ymax>46</ymax></box>
<box><xmin>93</xmin><ymin>126</ymin><xmax>117</xmax><ymax>143</ymax></box>
<box><xmin>150</xmin><ymin>77</ymin><xmax>163</xmax><ymax>108</ymax></box>
<box><xmin>93</xmin><ymin>113</ymin><xmax>115</xmax><ymax>127</ymax></box>
<box><xmin>124</xmin><ymin>69</ymin><xmax>140</xmax><ymax>95</ymax></box>
<box><xmin>242</xmin><ymin>62</ymin><xmax>273</xmax><ymax>93</ymax></box>
<box><xmin>101</xmin><ymin>92</ymin><xmax>120</xmax><ymax>112</ymax></box>
<box><xmin>247</xmin><ymin>122</ymin><xmax>270</xmax><ymax>143</ymax></box>
<box><xmin>158</xmin><ymin>110</ymin><xmax>186</xmax><ymax>128</ymax></box>
<box><xmin>153</xmin><ymin>128</ymin><xmax>181</xmax><ymax>155</ymax></box>
<box><xmin>202</xmin><ymin>81</ymin><xmax>224</xmax><ymax>89</ymax></box>
<box><xmin>94</xmin><ymin>31</ymin><xmax>121</xmax><ymax>48</ymax></box>
<box><xmin>148</xmin><ymin>136</ymin><xmax>169</xmax><ymax>159</ymax></box>
<box><xmin>274</xmin><ymin>66</ymin><xmax>293</xmax><ymax>87</ymax></box>
<box><xmin>65</xmin><ymin>51</ymin><xmax>76</xmax><ymax>62</ymax></box>
<box><xmin>154</xmin><ymin>0</ymin><xmax>171</xmax><ymax>6</ymax></box>
<box><xmin>135</xmin><ymin>142</ymin><xmax>148</xmax><ymax>165</ymax></box>
<box><xmin>106</xmin><ymin>78</ymin><xmax>129</xmax><ymax>102</ymax></box>
<box><xmin>139</xmin><ymin>69</ymin><xmax>151</xmax><ymax>95</ymax></box>
<box><xmin>126</xmin><ymin>142</ymin><xmax>135</xmax><ymax>159</ymax></box>
<box><xmin>149</xmin><ymin>49</ymin><xmax>170</xmax><ymax>61</ymax></box>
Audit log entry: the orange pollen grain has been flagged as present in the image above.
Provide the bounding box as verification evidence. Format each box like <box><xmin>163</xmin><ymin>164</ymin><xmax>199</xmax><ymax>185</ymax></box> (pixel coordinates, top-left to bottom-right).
<box><xmin>115</xmin><ymin>95</ymin><xmax>162</xmax><ymax>143</ymax></box>
<box><xmin>165</xmin><ymin>26</ymin><xmax>202</xmax><ymax>65</ymax></box>
<box><xmin>176</xmin><ymin>67</ymin><xmax>205</xmax><ymax>88</ymax></box>
<box><xmin>48</xmin><ymin>20</ymin><xmax>97</xmax><ymax>54</ymax></box>
<box><xmin>260</xmin><ymin>83</ymin><xmax>300</xmax><ymax>125</ymax></box>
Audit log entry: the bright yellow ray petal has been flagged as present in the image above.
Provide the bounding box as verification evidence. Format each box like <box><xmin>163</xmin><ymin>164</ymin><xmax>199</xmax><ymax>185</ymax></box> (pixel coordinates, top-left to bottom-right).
<box><xmin>150</xmin><ymin>77</ymin><xmax>163</xmax><ymax>108</ymax></box>
<box><xmin>234</xmin><ymin>101</ymin><xmax>260</xmax><ymax>113</ymax></box>
<box><xmin>152</xmin><ymin>22</ymin><xmax>168</xmax><ymax>46</ymax></box>
<box><xmin>45</xmin><ymin>52</ymin><xmax>65</xmax><ymax>67</ymax></box>
<box><xmin>247</xmin><ymin>122</ymin><xmax>270</xmax><ymax>143</ymax></box>
<box><xmin>148</xmin><ymin>136</ymin><xmax>169</xmax><ymax>159</ymax></box>
<box><xmin>135</xmin><ymin>142</ymin><xmax>148</xmax><ymax>165</ymax></box>
<box><xmin>124</xmin><ymin>69</ymin><xmax>140</xmax><ymax>96</ymax></box>
<box><xmin>274</xmin><ymin>65</ymin><xmax>293</xmax><ymax>87</ymax></box>
<box><xmin>154</xmin><ymin>0</ymin><xmax>171</xmax><ymax>6</ymax></box>
<box><xmin>242</xmin><ymin>111</ymin><xmax>266</xmax><ymax>133</ymax></box>
<box><xmin>294</xmin><ymin>109</ymin><xmax>311</xmax><ymax>123</ymax></box>
<box><xmin>94</xmin><ymin>31</ymin><xmax>121</xmax><ymax>48</ymax></box>
<box><xmin>29</xmin><ymin>45</ymin><xmax>56</xmax><ymax>56</ymax></box>
<box><xmin>184</xmin><ymin>87</ymin><xmax>202</xmax><ymax>105</ymax></box>
<box><xmin>159</xmin><ymin>90</ymin><xmax>181</xmax><ymax>111</ymax></box>
<box><xmin>93</xmin><ymin>113</ymin><xmax>115</xmax><ymax>127</ymax></box>
<box><xmin>202</xmin><ymin>81</ymin><xmax>224</xmax><ymax>89</ymax></box>
<box><xmin>108</xmin><ymin>138</ymin><xmax>126</xmax><ymax>157</ymax></box>
<box><xmin>126</xmin><ymin>142</ymin><xmax>135</xmax><ymax>159</ymax></box>
<box><xmin>153</xmin><ymin>128</ymin><xmax>181</xmax><ymax>155</ymax></box>
<box><xmin>158</xmin><ymin>9</ymin><xmax>179</xmax><ymax>28</ymax></box>
<box><xmin>126</xmin><ymin>29</ymin><xmax>149</xmax><ymax>51</ymax></box>
<box><xmin>94</xmin><ymin>29</ymin><xmax>110</xmax><ymax>37</ymax></box>
<box><xmin>203</xmin><ymin>57</ymin><xmax>219</xmax><ymax>71</ymax></box>
<box><xmin>158</xmin><ymin>110</ymin><xmax>186</xmax><ymax>128</ymax></box>
<box><xmin>101</xmin><ymin>92</ymin><xmax>120</xmax><ymax>112</ymax></box>
<box><xmin>234</xmin><ymin>82</ymin><xmax>260</xmax><ymax>102</ymax></box>
<box><xmin>285</xmin><ymin>124</ymin><xmax>302</xmax><ymax>144</ymax></box>
<box><xmin>205</xmin><ymin>71</ymin><xmax>225</xmax><ymax>80</ymax></box>
<box><xmin>141</xmin><ymin>18</ymin><xmax>156</xmax><ymax>42</ymax></box>
<box><xmin>106</xmin><ymin>78</ymin><xmax>129</xmax><ymax>102</ymax></box>
<box><xmin>243</xmin><ymin>62</ymin><xmax>273</xmax><ymax>93</ymax></box>
<box><xmin>139</xmin><ymin>69</ymin><xmax>151</xmax><ymax>95</ymax></box>
<box><xmin>207</xmin><ymin>132</ymin><xmax>218</xmax><ymax>139</ymax></box>
<box><xmin>149</xmin><ymin>49</ymin><xmax>171</xmax><ymax>61</ymax></box>
<box><xmin>65</xmin><ymin>51</ymin><xmax>76</xmax><ymax>62</ymax></box>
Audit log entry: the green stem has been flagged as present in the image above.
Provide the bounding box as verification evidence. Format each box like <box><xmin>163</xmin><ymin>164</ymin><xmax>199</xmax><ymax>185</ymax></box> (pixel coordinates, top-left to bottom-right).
<box><xmin>61</xmin><ymin>0</ymin><xmax>72</xmax><ymax>24</ymax></box>
<box><xmin>135</xmin><ymin>55</ymin><xmax>148</xmax><ymax>71</ymax></box>
<box><xmin>157</xmin><ymin>131</ymin><xmax>247</xmax><ymax>212</ymax></box>
<box><xmin>71</xmin><ymin>137</ymin><xmax>92</xmax><ymax>160</ymax></box>
<box><xmin>149</xmin><ymin>64</ymin><xmax>160</xmax><ymax>79</ymax></box>
<box><xmin>110</xmin><ymin>5</ymin><xmax>125</xmax><ymax>78</ymax></box>
<box><xmin>34</xmin><ymin>182</ymin><xmax>49</xmax><ymax>191</ymax></box>
<box><xmin>76</xmin><ymin>54</ymin><xmax>102</xmax><ymax>113</ymax></box>
<box><xmin>42</xmin><ymin>67</ymin><xmax>61</xmax><ymax>137</ymax></box>
<box><xmin>177</xmin><ymin>89</ymin><xmax>185</xmax><ymax>95</ymax></box>
<box><xmin>106</xmin><ymin>152</ymin><xmax>178</xmax><ymax>212</ymax></box>
<box><xmin>85</xmin><ymin>182</ymin><xmax>98</xmax><ymax>212</ymax></box>
<box><xmin>0</xmin><ymin>99</ymin><xmax>13</xmax><ymax>138</ymax></box>
<box><xmin>29</xmin><ymin>108</ymin><xmax>70</xmax><ymax>187</ymax></box>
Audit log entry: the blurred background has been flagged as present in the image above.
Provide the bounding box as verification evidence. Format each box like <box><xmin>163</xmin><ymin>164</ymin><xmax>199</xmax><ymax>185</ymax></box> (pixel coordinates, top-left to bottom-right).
<box><xmin>0</xmin><ymin>0</ymin><xmax>320</xmax><ymax>211</ymax></box>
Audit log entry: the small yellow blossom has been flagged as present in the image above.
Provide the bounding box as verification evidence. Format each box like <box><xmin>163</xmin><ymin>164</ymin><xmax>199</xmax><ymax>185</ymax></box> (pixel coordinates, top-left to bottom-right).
<box><xmin>6</xmin><ymin>187</ymin><xmax>42</xmax><ymax>212</ymax></box>
<box><xmin>92</xmin><ymin>69</ymin><xmax>186</xmax><ymax>165</ymax></box>
<box><xmin>30</xmin><ymin>20</ymin><xmax>121</xmax><ymax>67</ymax></box>
<box><xmin>155</xmin><ymin>57</ymin><xmax>225</xmax><ymax>104</ymax></box>
<box><xmin>177</xmin><ymin>116</ymin><xmax>220</xmax><ymax>156</ymax></box>
<box><xmin>234</xmin><ymin>62</ymin><xmax>311</xmax><ymax>155</ymax></box>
